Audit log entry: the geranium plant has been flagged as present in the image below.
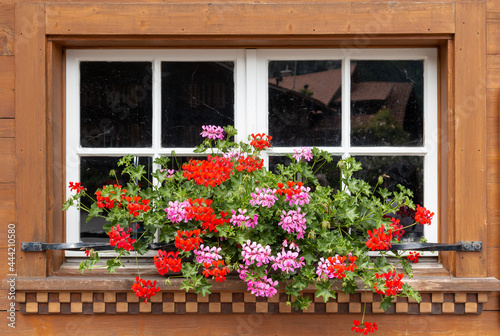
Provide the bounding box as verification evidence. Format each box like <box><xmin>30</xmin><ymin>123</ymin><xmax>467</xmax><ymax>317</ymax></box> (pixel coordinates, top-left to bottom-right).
<box><xmin>64</xmin><ymin>125</ymin><xmax>434</xmax><ymax>334</ymax></box>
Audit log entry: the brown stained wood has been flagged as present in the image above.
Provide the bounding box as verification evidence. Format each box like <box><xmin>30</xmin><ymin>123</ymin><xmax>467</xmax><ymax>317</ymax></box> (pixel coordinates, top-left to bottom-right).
<box><xmin>488</xmin><ymin>156</ymin><xmax>500</xmax><ymax>183</ymax></box>
<box><xmin>0</xmin><ymin>138</ymin><xmax>14</xmax><ymax>183</ymax></box>
<box><xmin>488</xmin><ymin>0</ymin><xmax>500</xmax><ymax>14</ymax></box>
<box><xmin>15</xmin><ymin>3</ymin><xmax>47</xmax><ymax>277</ymax></box>
<box><xmin>46</xmin><ymin>42</ymin><xmax>64</xmax><ymax>275</ymax></box>
<box><xmin>8</xmin><ymin>275</ymin><xmax>500</xmax><ymax>292</ymax></box>
<box><xmin>0</xmin><ymin>183</ymin><xmax>14</xmax><ymax>246</ymax></box>
<box><xmin>439</xmin><ymin>40</ymin><xmax>455</xmax><ymax>273</ymax></box>
<box><xmin>0</xmin><ymin>3</ymin><xmax>14</xmax><ymax>55</ymax></box>
<box><xmin>484</xmin><ymin>291</ymin><xmax>500</xmax><ymax>311</ymax></box>
<box><xmin>486</xmin><ymin>88</ymin><xmax>499</xmax><ymax>119</ymax></box>
<box><xmin>0</xmin><ymin>56</ymin><xmax>14</xmax><ymax>118</ymax></box>
<box><xmin>0</xmin><ymin>119</ymin><xmax>14</xmax><ymax>138</ymax></box>
<box><xmin>487</xmin><ymin>14</ymin><xmax>500</xmax><ymax>55</ymax></box>
<box><xmin>487</xmin><ymin>118</ymin><xmax>499</xmax><ymax>156</ymax></box>
<box><xmin>454</xmin><ymin>2</ymin><xmax>488</xmax><ymax>278</ymax></box>
<box><xmin>488</xmin><ymin>247</ymin><xmax>500</xmax><ymax>279</ymax></box>
<box><xmin>487</xmin><ymin>55</ymin><xmax>500</xmax><ymax>88</ymax></box>
<box><xmin>1</xmin><ymin>309</ymin><xmax>500</xmax><ymax>335</ymax></box>
<box><xmin>488</xmin><ymin>182</ymin><xmax>500</xmax><ymax>224</ymax></box>
<box><xmin>45</xmin><ymin>3</ymin><xmax>455</xmax><ymax>36</ymax></box>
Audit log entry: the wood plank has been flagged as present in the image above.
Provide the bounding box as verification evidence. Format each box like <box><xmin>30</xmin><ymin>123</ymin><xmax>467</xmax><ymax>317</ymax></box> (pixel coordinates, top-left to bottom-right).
<box><xmin>0</xmin><ymin>3</ymin><xmax>14</xmax><ymax>55</ymax></box>
<box><xmin>0</xmin><ymin>56</ymin><xmax>14</xmax><ymax>118</ymax></box>
<box><xmin>488</xmin><ymin>0</ymin><xmax>500</xmax><ymax>16</ymax></box>
<box><xmin>0</xmin><ymin>183</ymin><xmax>15</xmax><ymax>247</ymax></box>
<box><xmin>15</xmin><ymin>3</ymin><xmax>47</xmax><ymax>277</ymax></box>
<box><xmin>484</xmin><ymin>291</ymin><xmax>500</xmax><ymax>311</ymax></box>
<box><xmin>0</xmin><ymin>308</ymin><xmax>499</xmax><ymax>335</ymax></box>
<box><xmin>487</xmin><ymin>118</ymin><xmax>499</xmax><ymax>156</ymax></box>
<box><xmin>0</xmin><ymin>248</ymin><xmax>15</xmax><ymax>311</ymax></box>
<box><xmin>439</xmin><ymin>40</ymin><xmax>455</xmax><ymax>273</ymax></box>
<box><xmin>486</xmin><ymin>88</ymin><xmax>499</xmax><ymax>119</ymax></box>
<box><xmin>487</xmin><ymin>16</ymin><xmax>500</xmax><ymax>55</ymax></box>
<box><xmin>0</xmin><ymin>138</ymin><xmax>14</xmax><ymax>183</ymax></box>
<box><xmin>488</xmin><ymin>155</ymin><xmax>499</xmax><ymax>183</ymax></box>
<box><xmin>487</xmin><ymin>55</ymin><xmax>500</xmax><ymax>88</ymax></box>
<box><xmin>0</xmin><ymin>119</ymin><xmax>14</xmax><ymax>138</ymax></box>
<box><xmin>454</xmin><ymin>2</ymin><xmax>488</xmax><ymax>277</ymax></box>
<box><xmin>488</xmin><ymin>182</ymin><xmax>500</xmax><ymax>225</ymax></box>
<box><xmin>487</xmin><ymin>247</ymin><xmax>500</xmax><ymax>279</ymax></box>
<box><xmin>45</xmin><ymin>2</ymin><xmax>455</xmax><ymax>36</ymax></box>
<box><xmin>46</xmin><ymin>42</ymin><xmax>64</xmax><ymax>275</ymax></box>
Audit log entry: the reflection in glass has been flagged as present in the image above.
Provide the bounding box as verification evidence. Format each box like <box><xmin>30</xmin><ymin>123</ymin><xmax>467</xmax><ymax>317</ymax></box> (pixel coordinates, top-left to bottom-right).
<box><xmin>268</xmin><ymin>61</ymin><xmax>342</xmax><ymax>147</ymax></box>
<box><xmin>269</xmin><ymin>155</ymin><xmax>342</xmax><ymax>190</ymax></box>
<box><xmin>350</xmin><ymin>61</ymin><xmax>424</xmax><ymax>147</ymax></box>
<box><xmin>80</xmin><ymin>156</ymin><xmax>152</xmax><ymax>242</ymax></box>
<box><xmin>353</xmin><ymin>156</ymin><xmax>424</xmax><ymax>241</ymax></box>
<box><xmin>80</xmin><ymin>62</ymin><xmax>153</xmax><ymax>148</ymax></box>
<box><xmin>161</xmin><ymin>62</ymin><xmax>234</xmax><ymax>147</ymax></box>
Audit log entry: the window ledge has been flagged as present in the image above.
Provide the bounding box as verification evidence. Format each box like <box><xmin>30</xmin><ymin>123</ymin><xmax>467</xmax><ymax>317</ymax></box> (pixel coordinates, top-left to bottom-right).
<box><xmin>5</xmin><ymin>275</ymin><xmax>500</xmax><ymax>293</ymax></box>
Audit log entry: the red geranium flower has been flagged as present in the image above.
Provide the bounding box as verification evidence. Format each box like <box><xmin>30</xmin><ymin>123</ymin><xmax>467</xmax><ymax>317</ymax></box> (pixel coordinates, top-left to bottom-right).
<box><xmin>154</xmin><ymin>250</ymin><xmax>182</xmax><ymax>275</ymax></box>
<box><xmin>373</xmin><ymin>271</ymin><xmax>404</xmax><ymax>296</ymax></box>
<box><xmin>69</xmin><ymin>181</ymin><xmax>85</xmax><ymax>193</ymax></box>
<box><xmin>250</xmin><ymin>133</ymin><xmax>272</xmax><ymax>150</ymax></box>
<box><xmin>182</xmin><ymin>156</ymin><xmax>234</xmax><ymax>188</ymax></box>
<box><xmin>365</xmin><ymin>225</ymin><xmax>393</xmax><ymax>251</ymax></box>
<box><xmin>131</xmin><ymin>276</ymin><xmax>160</xmax><ymax>304</ymax></box>
<box><xmin>414</xmin><ymin>204</ymin><xmax>434</xmax><ymax>225</ymax></box>
<box><xmin>202</xmin><ymin>260</ymin><xmax>230</xmax><ymax>282</ymax></box>
<box><xmin>352</xmin><ymin>320</ymin><xmax>378</xmax><ymax>334</ymax></box>
<box><xmin>174</xmin><ymin>229</ymin><xmax>203</xmax><ymax>252</ymax></box>
<box><xmin>108</xmin><ymin>224</ymin><xmax>136</xmax><ymax>251</ymax></box>
<box><xmin>407</xmin><ymin>251</ymin><xmax>420</xmax><ymax>263</ymax></box>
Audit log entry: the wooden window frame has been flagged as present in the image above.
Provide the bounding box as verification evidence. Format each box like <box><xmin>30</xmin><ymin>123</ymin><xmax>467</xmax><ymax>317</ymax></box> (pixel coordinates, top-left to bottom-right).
<box><xmin>14</xmin><ymin>2</ymin><xmax>490</xmax><ymax>288</ymax></box>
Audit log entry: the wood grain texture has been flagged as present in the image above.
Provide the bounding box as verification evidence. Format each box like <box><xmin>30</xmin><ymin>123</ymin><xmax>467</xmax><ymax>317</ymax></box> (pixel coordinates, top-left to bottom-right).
<box><xmin>0</xmin><ymin>56</ymin><xmax>14</xmax><ymax>118</ymax></box>
<box><xmin>0</xmin><ymin>138</ymin><xmax>14</xmax><ymax>183</ymax></box>
<box><xmin>487</xmin><ymin>55</ymin><xmax>500</xmax><ymax>88</ymax></box>
<box><xmin>0</xmin><ymin>3</ymin><xmax>14</xmax><ymax>55</ymax></box>
<box><xmin>0</xmin><ymin>119</ymin><xmax>14</xmax><ymax>138</ymax></box>
<box><xmin>487</xmin><ymin>12</ymin><xmax>500</xmax><ymax>55</ymax></box>
<box><xmin>454</xmin><ymin>2</ymin><xmax>488</xmax><ymax>277</ymax></box>
<box><xmin>0</xmin><ymin>310</ymin><xmax>499</xmax><ymax>335</ymax></box>
<box><xmin>488</xmin><ymin>182</ymin><xmax>500</xmax><ymax>225</ymax></box>
<box><xmin>46</xmin><ymin>42</ymin><xmax>64</xmax><ymax>275</ymax></box>
<box><xmin>45</xmin><ymin>2</ymin><xmax>455</xmax><ymax>36</ymax></box>
<box><xmin>486</xmin><ymin>88</ymin><xmax>499</xmax><ymax>119</ymax></box>
<box><xmin>0</xmin><ymin>183</ymin><xmax>14</xmax><ymax>247</ymax></box>
<box><xmin>15</xmin><ymin>3</ymin><xmax>47</xmax><ymax>277</ymax></box>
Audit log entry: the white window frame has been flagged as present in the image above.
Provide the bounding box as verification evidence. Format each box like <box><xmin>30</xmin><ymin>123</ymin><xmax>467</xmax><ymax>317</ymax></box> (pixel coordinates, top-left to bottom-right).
<box><xmin>66</xmin><ymin>48</ymin><xmax>438</xmax><ymax>256</ymax></box>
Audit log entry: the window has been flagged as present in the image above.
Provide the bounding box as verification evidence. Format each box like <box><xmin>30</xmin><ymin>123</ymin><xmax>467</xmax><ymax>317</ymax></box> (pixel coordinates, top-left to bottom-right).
<box><xmin>66</xmin><ymin>48</ymin><xmax>438</xmax><ymax>253</ymax></box>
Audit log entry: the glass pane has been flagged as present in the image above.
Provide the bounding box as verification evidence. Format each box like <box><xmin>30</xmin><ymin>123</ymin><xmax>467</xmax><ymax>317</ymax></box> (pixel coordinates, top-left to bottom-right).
<box><xmin>269</xmin><ymin>60</ymin><xmax>342</xmax><ymax>146</ymax></box>
<box><xmin>350</xmin><ymin>60</ymin><xmax>424</xmax><ymax>147</ymax></box>
<box><xmin>80</xmin><ymin>156</ymin><xmax>153</xmax><ymax>242</ymax></box>
<box><xmin>80</xmin><ymin>62</ymin><xmax>153</xmax><ymax>148</ymax></box>
<box><xmin>352</xmin><ymin>156</ymin><xmax>424</xmax><ymax>241</ymax></box>
<box><xmin>161</xmin><ymin>62</ymin><xmax>235</xmax><ymax>147</ymax></box>
<box><xmin>269</xmin><ymin>155</ymin><xmax>342</xmax><ymax>190</ymax></box>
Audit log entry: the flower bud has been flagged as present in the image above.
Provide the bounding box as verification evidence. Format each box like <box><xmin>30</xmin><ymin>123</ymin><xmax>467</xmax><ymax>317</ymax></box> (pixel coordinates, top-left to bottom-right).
<box><xmin>308</xmin><ymin>231</ymin><xmax>316</xmax><ymax>240</ymax></box>
<box><xmin>322</xmin><ymin>220</ymin><xmax>331</xmax><ymax>229</ymax></box>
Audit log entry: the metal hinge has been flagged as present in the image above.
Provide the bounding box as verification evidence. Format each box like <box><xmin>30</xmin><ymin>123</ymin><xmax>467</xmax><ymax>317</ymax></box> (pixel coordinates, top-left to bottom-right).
<box><xmin>21</xmin><ymin>241</ymin><xmax>483</xmax><ymax>252</ymax></box>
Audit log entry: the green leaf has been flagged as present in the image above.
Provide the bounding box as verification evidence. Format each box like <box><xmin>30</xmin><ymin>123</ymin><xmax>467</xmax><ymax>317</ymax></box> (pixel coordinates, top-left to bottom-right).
<box><xmin>195</xmin><ymin>279</ymin><xmax>212</xmax><ymax>297</ymax></box>
<box><xmin>106</xmin><ymin>259</ymin><xmax>122</xmax><ymax>273</ymax></box>
<box><xmin>315</xmin><ymin>282</ymin><xmax>336</xmax><ymax>303</ymax></box>
<box><xmin>379</xmin><ymin>295</ymin><xmax>394</xmax><ymax>311</ymax></box>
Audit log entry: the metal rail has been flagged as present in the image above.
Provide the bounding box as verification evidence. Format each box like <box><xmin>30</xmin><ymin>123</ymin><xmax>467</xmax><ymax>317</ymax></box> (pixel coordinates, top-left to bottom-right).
<box><xmin>21</xmin><ymin>241</ymin><xmax>482</xmax><ymax>252</ymax></box>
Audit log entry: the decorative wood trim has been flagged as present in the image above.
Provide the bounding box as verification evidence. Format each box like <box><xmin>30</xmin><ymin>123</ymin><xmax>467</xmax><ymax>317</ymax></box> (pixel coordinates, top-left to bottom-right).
<box><xmin>15</xmin><ymin>2</ymin><xmax>47</xmax><ymax>277</ymax></box>
<box><xmin>453</xmin><ymin>1</ymin><xmax>488</xmax><ymax>277</ymax></box>
<box><xmin>18</xmin><ymin>290</ymin><xmax>488</xmax><ymax>315</ymax></box>
<box><xmin>44</xmin><ymin>3</ymin><xmax>455</xmax><ymax>36</ymax></box>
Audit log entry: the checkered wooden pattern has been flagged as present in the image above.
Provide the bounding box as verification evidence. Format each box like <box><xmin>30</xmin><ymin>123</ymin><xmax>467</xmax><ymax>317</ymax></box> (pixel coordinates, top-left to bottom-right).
<box><xmin>17</xmin><ymin>291</ymin><xmax>488</xmax><ymax>315</ymax></box>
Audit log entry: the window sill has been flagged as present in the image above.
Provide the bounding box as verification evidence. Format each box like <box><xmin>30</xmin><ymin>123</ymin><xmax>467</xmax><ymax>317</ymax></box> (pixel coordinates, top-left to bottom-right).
<box><xmin>6</xmin><ymin>274</ymin><xmax>500</xmax><ymax>293</ymax></box>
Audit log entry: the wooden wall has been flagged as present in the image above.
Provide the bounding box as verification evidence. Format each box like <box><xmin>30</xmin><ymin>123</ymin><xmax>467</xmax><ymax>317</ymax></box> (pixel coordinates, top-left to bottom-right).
<box><xmin>0</xmin><ymin>0</ymin><xmax>498</xmax><ymax>334</ymax></box>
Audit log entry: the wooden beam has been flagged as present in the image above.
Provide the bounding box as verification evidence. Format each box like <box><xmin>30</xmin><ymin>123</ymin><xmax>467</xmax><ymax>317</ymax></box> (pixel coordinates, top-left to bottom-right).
<box><xmin>15</xmin><ymin>3</ymin><xmax>47</xmax><ymax>277</ymax></box>
<box><xmin>0</xmin><ymin>2</ymin><xmax>14</xmax><ymax>56</ymax></box>
<box><xmin>45</xmin><ymin>2</ymin><xmax>455</xmax><ymax>36</ymax></box>
<box><xmin>454</xmin><ymin>2</ymin><xmax>488</xmax><ymax>277</ymax></box>
<box><xmin>0</xmin><ymin>56</ymin><xmax>14</xmax><ymax>118</ymax></box>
